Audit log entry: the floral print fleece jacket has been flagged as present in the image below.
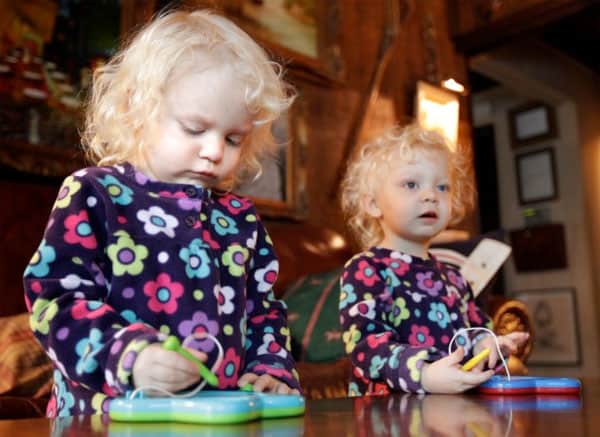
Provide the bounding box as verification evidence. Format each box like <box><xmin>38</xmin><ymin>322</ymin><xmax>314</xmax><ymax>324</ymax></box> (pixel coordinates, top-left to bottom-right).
<box><xmin>339</xmin><ymin>247</ymin><xmax>492</xmax><ymax>396</ymax></box>
<box><xmin>23</xmin><ymin>163</ymin><xmax>299</xmax><ymax>417</ymax></box>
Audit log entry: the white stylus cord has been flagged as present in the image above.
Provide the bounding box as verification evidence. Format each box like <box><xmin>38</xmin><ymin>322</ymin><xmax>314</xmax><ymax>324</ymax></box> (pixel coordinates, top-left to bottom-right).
<box><xmin>128</xmin><ymin>332</ymin><xmax>225</xmax><ymax>399</ymax></box>
<box><xmin>449</xmin><ymin>327</ymin><xmax>511</xmax><ymax>381</ymax></box>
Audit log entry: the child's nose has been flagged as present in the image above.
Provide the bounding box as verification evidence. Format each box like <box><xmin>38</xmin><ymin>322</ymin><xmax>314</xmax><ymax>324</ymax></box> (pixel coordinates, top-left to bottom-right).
<box><xmin>199</xmin><ymin>133</ymin><xmax>224</xmax><ymax>163</ymax></box>
<box><xmin>422</xmin><ymin>188</ymin><xmax>438</xmax><ymax>203</ymax></box>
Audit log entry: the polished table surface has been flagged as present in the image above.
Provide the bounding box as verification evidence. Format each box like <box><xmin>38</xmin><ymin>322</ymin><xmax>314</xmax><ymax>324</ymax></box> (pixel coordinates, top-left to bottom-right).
<box><xmin>2</xmin><ymin>380</ymin><xmax>598</xmax><ymax>436</ymax></box>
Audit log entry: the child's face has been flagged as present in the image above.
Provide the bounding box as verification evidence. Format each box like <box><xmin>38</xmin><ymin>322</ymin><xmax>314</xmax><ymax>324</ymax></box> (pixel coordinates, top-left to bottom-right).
<box><xmin>369</xmin><ymin>149</ymin><xmax>452</xmax><ymax>251</ymax></box>
<box><xmin>141</xmin><ymin>61</ymin><xmax>253</xmax><ymax>188</ymax></box>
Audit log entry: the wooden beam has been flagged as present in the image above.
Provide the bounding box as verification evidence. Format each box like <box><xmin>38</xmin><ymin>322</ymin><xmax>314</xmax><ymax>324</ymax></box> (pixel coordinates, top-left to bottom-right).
<box><xmin>452</xmin><ymin>0</ymin><xmax>595</xmax><ymax>55</ymax></box>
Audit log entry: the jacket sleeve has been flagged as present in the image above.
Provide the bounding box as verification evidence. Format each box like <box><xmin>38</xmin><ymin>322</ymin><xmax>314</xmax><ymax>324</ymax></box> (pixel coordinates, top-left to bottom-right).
<box><xmin>23</xmin><ymin>172</ymin><xmax>160</xmax><ymax>396</ymax></box>
<box><xmin>241</xmin><ymin>215</ymin><xmax>300</xmax><ymax>390</ymax></box>
<box><xmin>453</xmin><ymin>267</ymin><xmax>494</xmax><ymax>346</ymax></box>
<box><xmin>339</xmin><ymin>255</ymin><xmax>443</xmax><ymax>393</ymax></box>
<box><xmin>466</xmin><ymin>304</ymin><xmax>494</xmax><ymax>349</ymax></box>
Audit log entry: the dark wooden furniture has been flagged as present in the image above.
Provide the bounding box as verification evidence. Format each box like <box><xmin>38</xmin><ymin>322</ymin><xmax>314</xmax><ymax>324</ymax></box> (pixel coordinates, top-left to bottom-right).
<box><xmin>1</xmin><ymin>380</ymin><xmax>598</xmax><ymax>435</ymax></box>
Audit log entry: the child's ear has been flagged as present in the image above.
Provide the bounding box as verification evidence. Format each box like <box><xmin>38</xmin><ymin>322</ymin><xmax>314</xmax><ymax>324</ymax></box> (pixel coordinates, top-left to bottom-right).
<box><xmin>364</xmin><ymin>195</ymin><xmax>382</xmax><ymax>218</ymax></box>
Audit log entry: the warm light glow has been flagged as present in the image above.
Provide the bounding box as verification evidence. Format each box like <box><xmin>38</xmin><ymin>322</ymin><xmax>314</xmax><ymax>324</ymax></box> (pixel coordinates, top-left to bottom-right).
<box><xmin>416</xmin><ymin>81</ymin><xmax>460</xmax><ymax>149</ymax></box>
<box><xmin>328</xmin><ymin>234</ymin><xmax>347</xmax><ymax>249</ymax></box>
<box><xmin>441</xmin><ymin>78</ymin><xmax>466</xmax><ymax>94</ymax></box>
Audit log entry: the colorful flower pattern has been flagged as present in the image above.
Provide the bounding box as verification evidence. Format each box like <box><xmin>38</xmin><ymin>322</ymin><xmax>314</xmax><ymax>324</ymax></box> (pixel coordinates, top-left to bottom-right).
<box><xmin>25</xmin><ymin>240</ymin><xmax>56</xmax><ymax>278</ymax></box>
<box><xmin>136</xmin><ymin>206</ymin><xmax>179</xmax><ymax>237</ymax></box>
<box><xmin>179</xmin><ymin>239</ymin><xmax>212</xmax><ymax>279</ymax></box>
<box><xmin>221</xmin><ymin>244</ymin><xmax>248</xmax><ymax>277</ymax></box>
<box><xmin>143</xmin><ymin>273</ymin><xmax>184</xmax><ymax>314</ymax></box>
<box><xmin>219</xmin><ymin>195</ymin><xmax>252</xmax><ymax>214</ymax></box>
<box><xmin>98</xmin><ymin>175</ymin><xmax>133</xmax><ymax>205</ymax></box>
<box><xmin>106</xmin><ymin>231</ymin><xmax>148</xmax><ymax>276</ymax></box>
<box><xmin>217</xmin><ymin>347</ymin><xmax>242</xmax><ymax>388</ymax></box>
<box><xmin>23</xmin><ymin>163</ymin><xmax>298</xmax><ymax>417</ymax></box>
<box><xmin>340</xmin><ymin>247</ymin><xmax>492</xmax><ymax>396</ymax></box>
<box><xmin>53</xmin><ymin>176</ymin><xmax>81</xmax><ymax>209</ymax></box>
<box><xmin>64</xmin><ymin>210</ymin><xmax>97</xmax><ymax>249</ymax></box>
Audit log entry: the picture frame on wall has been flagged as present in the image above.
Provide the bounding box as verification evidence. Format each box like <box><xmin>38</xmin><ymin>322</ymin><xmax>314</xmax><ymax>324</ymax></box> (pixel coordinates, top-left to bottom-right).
<box><xmin>236</xmin><ymin>107</ymin><xmax>308</xmax><ymax>220</ymax></box>
<box><xmin>508</xmin><ymin>102</ymin><xmax>557</xmax><ymax>148</ymax></box>
<box><xmin>513</xmin><ymin>288</ymin><xmax>580</xmax><ymax>366</ymax></box>
<box><xmin>509</xmin><ymin>223</ymin><xmax>567</xmax><ymax>272</ymax></box>
<box><xmin>220</xmin><ymin>0</ymin><xmax>344</xmax><ymax>85</ymax></box>
<box><xmin>515</xmin><ymin>147</ymin><xmax>558</xmax><ymax>205</ymax></box>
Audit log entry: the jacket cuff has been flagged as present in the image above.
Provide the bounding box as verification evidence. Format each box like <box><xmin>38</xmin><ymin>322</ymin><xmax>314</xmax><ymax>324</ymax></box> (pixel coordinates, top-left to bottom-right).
<box><xmin>245</xmin><ymin>358</ymin><xmax>301</xmax><ymax>392</ymax></box>
<box><xmin>105</xmin><ymin>324</ymin><xmax>162</xmax><ymax>395</ymax></box>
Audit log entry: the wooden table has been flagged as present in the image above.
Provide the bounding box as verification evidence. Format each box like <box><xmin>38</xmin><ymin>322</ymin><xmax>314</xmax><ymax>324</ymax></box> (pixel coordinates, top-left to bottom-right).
<box><xmin>2</xmin><ymin>382</ymin><xmax>598</xmax><ymax>436</ymax></box>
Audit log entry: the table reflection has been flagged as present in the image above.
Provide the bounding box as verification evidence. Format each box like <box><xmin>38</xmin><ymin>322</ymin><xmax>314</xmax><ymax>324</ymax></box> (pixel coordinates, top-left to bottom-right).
<box><xmin>46</xmin><ymin>392</ymin><xmax>583</xmax><ymax>437</ymax></box>
<box><xmin>352</xmin><ymin>394</ymin><xmax>509</xmax><ymax>436</ymax></box>
<box><xmin>349</xmin><ymin>392</ymin><xmax>582</xmax><ymax>437</ymax></box>
<box><xmin>49</xmin><ymin>414</ymin><xmax>304</xmax><ymax>437</ymax></box>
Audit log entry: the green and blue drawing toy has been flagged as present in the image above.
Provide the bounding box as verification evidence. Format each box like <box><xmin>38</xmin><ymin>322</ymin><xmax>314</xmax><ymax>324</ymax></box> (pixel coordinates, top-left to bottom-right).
<box><xmin>109</xmin><ymin>335</ymin><xmax>305</xmax><ymax>424</ymax></box>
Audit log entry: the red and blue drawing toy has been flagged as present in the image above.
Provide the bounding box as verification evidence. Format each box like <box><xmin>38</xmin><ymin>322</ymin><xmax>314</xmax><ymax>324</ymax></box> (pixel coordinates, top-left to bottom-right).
<box><xmin>478</xmin><ymin>375</ymin><xmax>581</xmax><ymax>396</ymax></box>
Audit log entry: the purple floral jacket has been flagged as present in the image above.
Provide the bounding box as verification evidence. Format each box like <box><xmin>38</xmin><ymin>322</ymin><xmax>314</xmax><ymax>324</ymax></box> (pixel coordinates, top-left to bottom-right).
<box><xmin>23</xmin><ymin>163</ymin><xmax>299</xmax><ymax>417</ymax></box>
<box><xmin>339</xmin><ymin>247</ymin><xmax>492</xmax><ymax>396</ymax></box>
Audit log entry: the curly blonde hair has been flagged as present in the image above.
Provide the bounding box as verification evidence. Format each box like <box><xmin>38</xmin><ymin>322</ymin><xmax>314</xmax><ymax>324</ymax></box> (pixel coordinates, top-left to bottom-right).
<box><xmin>81</xmin><ymin>9</ymin><xmax>294</xmax><ymax>189</ymax></box>
<box><xmin>341</xmin><ymin>124</ymin><xmax>474</xmax><ymax>249</ymax></box>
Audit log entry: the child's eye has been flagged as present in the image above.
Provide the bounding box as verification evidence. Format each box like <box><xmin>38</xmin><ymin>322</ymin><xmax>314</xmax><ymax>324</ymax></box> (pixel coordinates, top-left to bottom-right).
<box><xmin>181</xmin><ymin>125</ymin><xmax>206</xmax><ymax>136</ymax></box>
<box><xmin>403</xmin><ymin>181</ymin><xmax>418</xmax><ymax>189</ymax></box>
<box><xmin>226</xmin><ymin>134</ymin><xmax>244</xmax><ymax>146</ymax></box>
<box><xmin>437</xmin><ymin>184</ymin><xmax>450</xmax><ymax>192</ymax></box>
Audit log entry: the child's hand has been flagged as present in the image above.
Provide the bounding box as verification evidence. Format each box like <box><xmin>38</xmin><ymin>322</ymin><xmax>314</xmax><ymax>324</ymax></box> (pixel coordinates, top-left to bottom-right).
<box><xmin>421</xmin><ymin>347</ymin><xmax>494</xmax><ymax>393</ymax></box>
<box><xmin>237</xmin><ymin>373</ymin><xmax>300</xmax><ymax>395</ymax></box>
<box><xmin>132</xmin><ymin>343</ymin><xmax>208</xmax><ymax>393</ymax></box>
<box><xmin>474</xmin><ymin>331</ymin><xmax>530</xmax><ymax>370</ymax></box>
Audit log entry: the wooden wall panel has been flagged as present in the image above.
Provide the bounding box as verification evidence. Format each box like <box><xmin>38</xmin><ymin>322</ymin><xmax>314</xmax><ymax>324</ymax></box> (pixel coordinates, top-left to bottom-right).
<box><xmin>449</xmin><ymin>0</ymin><xmax>593</xmax><ymax>54</ymax></box>
<box><xmin>310</xmin><ymin>0</ymin><xmax>475</xmax><ymax>239</ymax></box>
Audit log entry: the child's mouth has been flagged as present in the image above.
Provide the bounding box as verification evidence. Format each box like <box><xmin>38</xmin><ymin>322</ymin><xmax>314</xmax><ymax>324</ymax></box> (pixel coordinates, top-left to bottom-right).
<box><xmin>195</xmin><ymin>171</ymin><xmax>217</xmax><ymax>180</ymax></box>
<box><xmin>419</xmin><ymin>212</ymin><xmax>438</xmax><ymax>219</ymax></box>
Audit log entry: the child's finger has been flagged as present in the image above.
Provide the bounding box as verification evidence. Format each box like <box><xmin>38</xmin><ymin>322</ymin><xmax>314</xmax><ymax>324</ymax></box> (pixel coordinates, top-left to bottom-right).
<box><xmin>502</xmin><ymin>341</ymin><xmax>518</xmax><ymax>355</ymax></box>
<box><xmin>184</xmin><ymin>347</ymin><xmax>208</xmax><ymax>362</ymax></box>
<box><xmin>157</xmin><ymin>349</ymin><xmax>207</xmax><ymax>377</ymax></box>
<box><xmin>498</xmin><ymin>335</ymin><xmax>522</xmax><ymax>356</ymax></box>
<box><xmin>250</xmin><ymin>375</ymin><xmax>271</xmax><ymax>392</ymax></box>
<box><xmin>472</xmin><ymin>356</ymin><xmax>487</xmax><ymax>372</ymax></box>
<box><xmin>145</xmin><ymin>362</ymin><xmax>202</xmax><ymax>392</ymax></box>
<box><xmin>504</xmin><ymin>332</ymin><xmax>529</xmax><ymax>348</ymax></box>
<box><xmin>487</xmin><ymin>348</ymin><xmax>499</xmax><ymax>368</ymax></box>
<box><xmin>277</xmin><ymin>383</ymin><xmax>291</xmax><ymax>394</ymax></box>
<box><xmin>472</xmin><ymin>363</ymin><xmax>485</xmax><ymax>372</ymax></box>
<box><xmin>508</xmin><ymin>331</ymin><xmax>529</xmax><ymax>340</ymax></box>
<box><xmin>446</xmin><ymin>346</ymin><xmax>465</xmax><ymax>365</ymax></box>
<box><xmin>462</xmin><ymin>369</ymin><xmax>494</xmax><ymax>387</ymax></box>
<box><xmin>519</xmin><ymin>332</ymin><xmax>531</xmax><ymax>344</ymax></box>
<box><xmin>140</xmin><ymin>347</ymin><xmax>194</xmax><ymax>377</ymax></box>
<box><xmin>237</xmin><ymin>373</ymin><xmax>258</xmax><ymax>388</ymax></box>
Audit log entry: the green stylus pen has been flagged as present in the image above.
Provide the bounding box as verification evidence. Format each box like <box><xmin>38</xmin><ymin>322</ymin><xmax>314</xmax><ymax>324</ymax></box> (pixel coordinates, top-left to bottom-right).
<box><xmin>162</xmin><ymin>335</ymin><xmax>219</xmax><ymax>387</ymax></box>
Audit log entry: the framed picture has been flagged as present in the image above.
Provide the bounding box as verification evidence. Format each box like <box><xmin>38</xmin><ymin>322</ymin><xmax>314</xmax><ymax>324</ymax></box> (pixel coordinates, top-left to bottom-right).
<box><xmin>515</xmin><ymin>147</ymin><xmax>558</xmax><ymax>205</ymax></box>
<box><xmin>219</xmin><ymin>0</ymin><xmax>344</xmax><ymax>84</ymax></box>
<box><xmin>510</xmin><ymin>223</ymin><xmax>567</xmax><ymax>272</ymax></box>
<box><xmin>236</xmin><ymin>106</ymin><xmax>307</xmax><ymax>219</ymax></box>
<box><xmin>415</xmin><ymin>81</ymin><xmax>460</xmax><ymax>149</ymax></box>
<box><xmin>508</xmin><ymin>102</ymin><xmax>557</xmax><ymax>148</ymax></box>
<box><xmin>513</xmin><ymin>288</ymin><xmax>580</xmax><ymax>366</ymax></box>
